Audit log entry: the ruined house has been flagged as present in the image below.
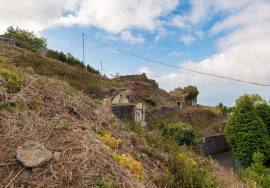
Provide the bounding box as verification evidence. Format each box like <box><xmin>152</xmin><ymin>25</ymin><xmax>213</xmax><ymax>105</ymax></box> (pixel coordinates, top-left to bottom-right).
<box><xmin>111</xmin><ymin>90</ymin><xmax>146</xmax><ymax>127</ymax></box>
<box><xmin>0</xmin><ymin>34</ymin><xmax>16</xmax><ymax>46</ymax></box>
<box><xmin>179</xmin><ymin>93</ymin><xmax>197</xmax><ymax>106</ymax></box>
<box><xmin>170</xmin><ymin>86</ymin><xmax>198</xmax><ymax>108</ymax></box>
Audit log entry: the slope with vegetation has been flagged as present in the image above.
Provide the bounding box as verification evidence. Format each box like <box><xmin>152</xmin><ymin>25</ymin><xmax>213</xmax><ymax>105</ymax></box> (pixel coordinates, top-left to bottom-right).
<box><xmin>0</xmin><ymin>27</ymin><xmax>245</xmax><ymax>187</ymax></box>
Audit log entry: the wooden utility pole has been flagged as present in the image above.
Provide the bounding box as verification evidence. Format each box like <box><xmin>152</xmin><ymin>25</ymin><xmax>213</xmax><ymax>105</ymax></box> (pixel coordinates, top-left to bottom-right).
<box><xmin>82</xmin><ymin>33</ymin><xmax>85</xmax><ymax>65</ymax></box>
<box><xmin>100</xmin><ymin>60</ymin><xmax>103</xmax><ymax>75</ymax></box>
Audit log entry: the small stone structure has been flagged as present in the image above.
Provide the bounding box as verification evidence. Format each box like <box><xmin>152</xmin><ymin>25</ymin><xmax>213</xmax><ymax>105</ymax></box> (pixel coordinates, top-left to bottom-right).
<box><xmin>202</xmin><ymin>134</ymin><xmax>230</xmax><ymax>156</ymax></box>
<box><xmin>135</xmin><ymin>103</ymin><xmax>146</xmax><ymax>127</ymax></box>
<box><xmin>175</xmin><ymin>94</ymin><xmax>197</xmax><ymax>108</ymax></box>
<box><xmin>111</xmin><ymin>90</ymin><xmax>146</xmax><ymax>126</ymax></box>
<box><xmin>111</xmin><ymin>90</ymin><xmax>131</xmax><ymax>104</ymax></box>
<box><xmin>111</xmin><ymin>103</ymin><xmax>135</xmax><ymax>120</ymax></box>
<box><xmin>0</xmin><ymin>34</ymin><xmax>16</xmax><ymax>46</ymax></box>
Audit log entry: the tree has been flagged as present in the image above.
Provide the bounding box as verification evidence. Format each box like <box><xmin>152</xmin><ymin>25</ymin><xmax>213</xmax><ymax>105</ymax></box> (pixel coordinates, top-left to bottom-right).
<box><xmin>217</xmin><ymin>102</ymin><xmax>227</xmax><ymax>116</ymax></box>
<box><xmin>236</xmin><ymin>94</ymin><xmax>263</xmax><ymax>106</ymax></box>
<box><xmin>225</xmin><ymin>95</ymin><xmax>269</xmax><ymax>167</ymax></box>
<box><xmin>183</xmin><ymin>86</ymin><xmax>199</xmax><ymax>100</ymax></box>
<box><xmin>6</xmin><ymin>26</ymin><xmax>47</xmax><ymax>52</ymax></box>
<box><xmin>241</xmin><ymin>152</ymin><xmax>270</xmax><ymax>188</ymax></box>
<box><xmin>183</xmin><ymin>86</ymin><xmax>199</xmax><ymax>105</ymax></box>
<box><xmin>255</xmin><ymin>103</ymin><xmax>270</xmax><ymax>135</ymax></box>
<box><xmin>169</xmin><ymin>87</ymin><xmax>183</xmax><ymax>97</ymax></box>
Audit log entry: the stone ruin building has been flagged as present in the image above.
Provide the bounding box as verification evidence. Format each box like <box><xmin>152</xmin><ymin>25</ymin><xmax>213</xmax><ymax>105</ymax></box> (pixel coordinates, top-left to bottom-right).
<box><xmin>175</xmin><ymin>93</ymin><xmax>197</xmax><ymax>108</ymax></box>
<box><xmin>110</xmin><ymin>90</ymin><xmax>146</xmax><ymax>127</ymax></box>
<box><xmin>0</xmin><ymin>34</ymin><xmax>16</xmax><ymax>46</ymax></box>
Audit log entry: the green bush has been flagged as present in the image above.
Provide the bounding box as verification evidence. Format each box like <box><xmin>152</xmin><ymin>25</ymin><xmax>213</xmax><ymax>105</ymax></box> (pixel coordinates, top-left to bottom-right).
<box><xmin>0</xmin><ymin>70</ymin><xmax>23</xmax><ymax>93</ymax></box>
<box><xmin>163</xmin><ymin>122</ymin><xmax>195</xmax><ymax>146</ymax></box>
<box><xmin>0</xmin><ymin>101</ymin><xmax>9</xmax><ymax>109</ymax></box>
<box><xmin>225</xmin><ymin>95</ymin><xmax>269</xmax><ymax>167</ymax></box>
<box><xmin>6</xmin><ymin>26</ymin><xmax>47</xmax><ymax>53</ymax></box>
<box><xmin>138</xmin><ymin>127</ymin><xmax>218</xmax><ymax>187</ymax></box>
<box><xmin>154</xmin><ymin>171</ymin><xmax>175</xmax><ymax>187</ymax></box>
<box><xmin>255</xmin><ymin>103</ymin><xmax>270</xmax><ymax>135</ymax></box>
<box><xmin>167</xmin><ymin>151</ymin><xmax>217</xmax><ymax>188</ymax></box>
<box><xmin>240</xmin><ymin>152</ymin><xmax>270</xmax><ymax>188</ymax></box>
<box><xmin>47</xmin><ymin>49</ymin><xmax>100</xmax><ymax>75</ymax></box>
<box><xmin>94</xmin><ymin>177</ymin><xmax>117</xmax><ymax>188</ymax></box>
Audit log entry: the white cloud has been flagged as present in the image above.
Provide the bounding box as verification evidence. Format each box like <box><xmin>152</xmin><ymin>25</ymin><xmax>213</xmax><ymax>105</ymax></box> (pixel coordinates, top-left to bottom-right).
<box><xmin>170</xmin><ymin>0</ymin><xmax>253</xmax><ymax>28</ymax></box>
<box><xmin>0</xmin><ymin>0</ymin><xmax>179</xmax><ymax>33</ymax></box>
<box><xmin>138</xmin><ymin>66</ymin><xmax>154</xmax><ymax>78</ymax></box>
<box><xmin>0</xmin><ymin>0</ymin><xmax>74</xmax><ymax>32</ymax></box>
<box><xmin>152</xmin><ymin>0</ymin><xmax>270</xmax><ymax>105</ymax></box>
<box><xmin>180</xmin><ymin>35</ymin><xmax>195</xmax><ymax>45</ymax></box>
<box><xmin>184</xmin><ymin>1</ymin><xmax>270</xmax><ymax>85</ymax></box>
<box><xmin>194</xmin><ymin>30</ymin><xmax>204</xmax><ymax>39</ymax></box>
<box><xmin>169</xmin><ymin>15</ymin><xmax>188</xmax><ymax>28</ymax></box>
<box><xmin>168</xmin><ymin>51</ymin><xmax>183</xmax><ymax>57</ymax></box>
<box><xmin>120</xmin><ymin>31</ymin><xmax>145</xmax><ymax>44</ymax></box>
<box><xmin>154</xmin><ymin>27</ymin><xmax>168</xmax><ymax>42</ymax></box>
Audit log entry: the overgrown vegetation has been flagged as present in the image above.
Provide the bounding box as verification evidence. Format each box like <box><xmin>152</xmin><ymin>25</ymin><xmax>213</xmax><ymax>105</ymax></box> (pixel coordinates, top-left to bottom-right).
<box><xmin>150</xmin><ymin>135</ymin><xmax>218</xmax><ymax>188</ymax></box>
<box><xmin>0</xmin><ymin>28</ymin><xmax>244</xmax><ymax>187</ymax></box>
<box><xmin>97</xmin><ymin>131</ymin><xmax>122</xmax><ymax>149</ymax></box>
<box><xmin>255</xmin><ymin>103</ymin><xmax>270</xmax><ymax>135</ymax></box>
<box><xmin>215</xmin><ymin>102</ymin><xmax>227</xmax><ymax>116</ymax></box>
<box><xmin>129</xmin><ymin>113</ymin><xmax>220</xmax><ymax>187</ymax></box>
<box><xmin>240</xmin><ymin>152</ymin><xmax>270</xmax><ymax>188</ymax></box>
<box><xmin>5</xmin><ymin>26</ymin><xmax>99</xmax><ymax>75</ymax></box>
<box><xmin>163</xmin><ymin>122</ymin><xmax>195</xmax><ymax>146</ymax></box>
<box><xmin>226</xmin><ymin>94</ymin><xmax>270</xmax><ymax>187</ymax></box>
<box><xmin>47</xmin><ymin>49</ymin><xmax>100</xmax><ymax>75</ymax></box>
<box><xmin>6</xmin><ymin>26</ymin><xmax>47</xmax><ymax>53</ymax></box>
<box><xmin>0</xmin><ymin>66</ymin><xmax>24</xmax><ymax>93</ymax></box>
<box><xmin>183</xmin><ymin>85</ymin><xmax>199</xmax><ymax>101</ymax></box>
<box><xmin>170</xmin><ymin>85</ymin><xmax>199</xmax><ymax>99</ymax></box>
<box><xmin>0</xmin><ymin>101</ymin><xmax>9</xmax><ymax>109</ymax></box>
<box><xmin>166</xmin><ymin>150</ymin><xmax>217</xmax><ymax>188</ymax></box>
<box><xmin>225</xmin><ymin>95</ymin><xmax>269</xmax><ymax>167</ymax></box>
<box><xmin>94</xmin><ymin>177</ymin><xmax>117</xmax><ymax>188</ymax></box>
<box><xmin>112</xmin><ymin>152</ymin><xmax>143</xmax><ymax>180</ymax></box>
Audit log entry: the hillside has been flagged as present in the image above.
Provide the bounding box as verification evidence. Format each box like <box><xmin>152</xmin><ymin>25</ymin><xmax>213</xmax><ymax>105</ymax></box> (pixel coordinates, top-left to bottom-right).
<box><xmin>0</xmin><ymin>42</ymin><xmax>243</xmax><ymax>187</ymax></box>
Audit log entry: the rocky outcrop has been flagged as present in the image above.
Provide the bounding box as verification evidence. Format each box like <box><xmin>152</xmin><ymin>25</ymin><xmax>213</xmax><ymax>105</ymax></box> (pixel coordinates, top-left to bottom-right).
<box><xmin>16</xmin><ymin>141</ymin><xmax>52</xmax><ymax>168</ymax></box>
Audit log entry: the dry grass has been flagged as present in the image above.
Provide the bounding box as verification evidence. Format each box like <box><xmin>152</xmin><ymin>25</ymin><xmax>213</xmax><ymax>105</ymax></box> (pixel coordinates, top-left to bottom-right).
<box><xmin>210</xmin><ymin>161</ymin><xmax>245</xmax><ymax>188</ymax></box>
<box><xmin>0</xmin><ymin>69</ymin><xmax>149</xmax><ymax>187</ymax></box>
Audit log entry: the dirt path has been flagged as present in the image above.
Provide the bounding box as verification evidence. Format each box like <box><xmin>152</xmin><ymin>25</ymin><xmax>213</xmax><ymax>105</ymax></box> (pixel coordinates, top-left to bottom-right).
<box><xmin>212</xmin><ymin>151</ymin><xmax>233</xmax><ymax>172</ymax></box>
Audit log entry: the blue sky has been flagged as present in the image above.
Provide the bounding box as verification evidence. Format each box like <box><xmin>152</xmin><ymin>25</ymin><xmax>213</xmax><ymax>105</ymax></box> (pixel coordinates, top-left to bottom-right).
<box><xmin>1</xmin><ymin>0</ymin><xmax>270</xmax><ymax>106</ymax></box>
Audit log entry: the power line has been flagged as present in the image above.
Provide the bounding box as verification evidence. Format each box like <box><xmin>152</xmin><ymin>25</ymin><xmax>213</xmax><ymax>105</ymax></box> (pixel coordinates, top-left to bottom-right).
<box><xmin>77</xmin><ymin>32</ymin><xmax>270</xmax><ymax>87</ymax></box>
<box><xmin>4</xmin><ymin>7</ymin><xmax>269</xmax><ymax>86</ymax></box>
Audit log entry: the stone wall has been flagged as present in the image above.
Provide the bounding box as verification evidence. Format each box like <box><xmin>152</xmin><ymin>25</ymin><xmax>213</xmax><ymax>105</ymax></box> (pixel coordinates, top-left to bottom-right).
<box><xmin>111</xmin><ymin>104</ymin><xmax>135</xmax><ymax>120</ymax></box>
<box><xmin>202</xmin><ymin>135</ymin><xmax>230</xmax><ymax>156</ymax></box>
<box><xmin>135</xmin><ymin>103</ymin><xmax>146</xmax><ymax>127</ymax></box>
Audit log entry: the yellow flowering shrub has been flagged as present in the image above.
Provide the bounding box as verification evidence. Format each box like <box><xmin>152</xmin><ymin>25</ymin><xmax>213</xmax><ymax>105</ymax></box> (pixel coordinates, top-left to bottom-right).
<box><xmin>97</xmin><ymin>131</ymin><xmax>122</xmax><ymax>149</ymax></box>
<box><xmin>112</xmin><ymin>152</ymin><xmax>143</xmax><ymax>180</ymax></box>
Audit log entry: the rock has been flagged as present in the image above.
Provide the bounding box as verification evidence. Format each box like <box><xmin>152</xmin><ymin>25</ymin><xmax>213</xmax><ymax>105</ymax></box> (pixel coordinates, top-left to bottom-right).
<box><xmin>53</xmin><ymin>152</ymin><xmax>61</xmax><ymax>161</ymax></box>
<box><xmin>16</xmin><ymin>141</ymin><xmax>52</xmax><ymax>168</ymax></box>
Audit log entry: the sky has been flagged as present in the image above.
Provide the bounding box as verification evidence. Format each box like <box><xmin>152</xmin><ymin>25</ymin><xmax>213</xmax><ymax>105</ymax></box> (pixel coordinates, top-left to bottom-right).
<box><xmin>0</xmin><ymin>0</ymin><xmax>270</xmax><ymax>106</ymax></box>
